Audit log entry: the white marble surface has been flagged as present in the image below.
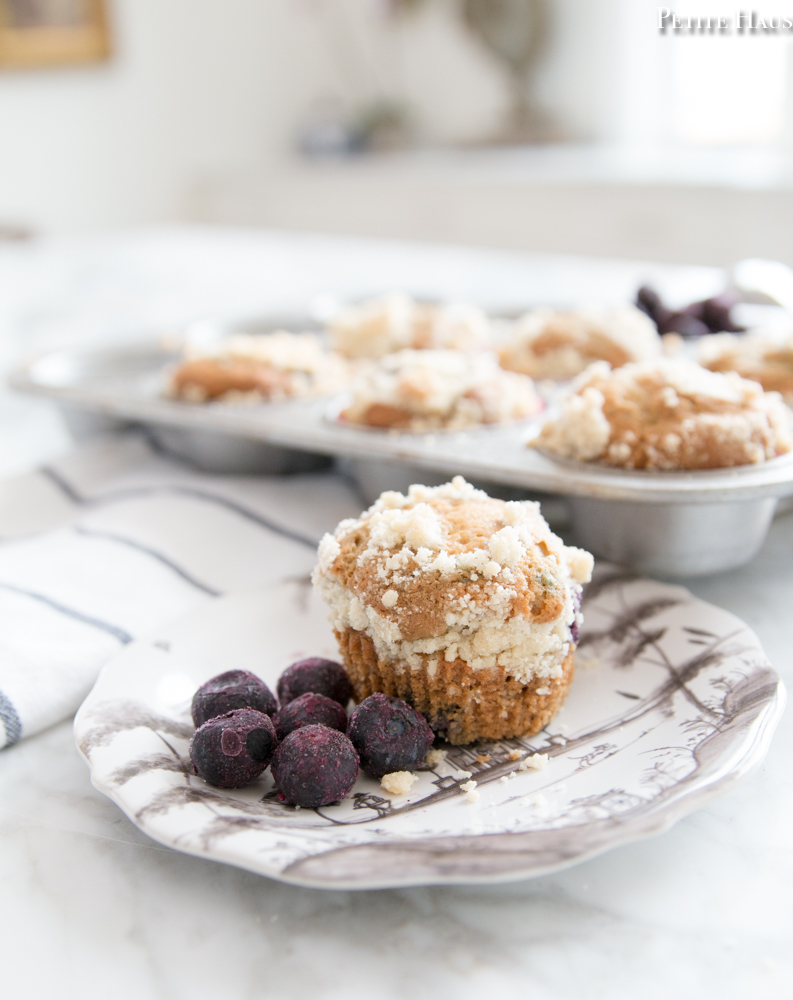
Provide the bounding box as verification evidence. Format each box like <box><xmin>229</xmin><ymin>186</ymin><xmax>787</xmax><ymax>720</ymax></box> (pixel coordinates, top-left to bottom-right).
<box><xmin>1</xmin><ymin>229</ymin><xmax>791</xmax><ymax>999</ymax></box>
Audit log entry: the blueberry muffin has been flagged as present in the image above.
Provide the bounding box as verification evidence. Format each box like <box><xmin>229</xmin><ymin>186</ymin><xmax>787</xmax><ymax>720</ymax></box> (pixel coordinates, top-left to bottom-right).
<box><xmin>500</xmin><ymin>305</ymin><xmax>661</xmax><ymax>381</ymax></box>
<box><xmin>168</xmin><ymin>331</ymin><xmax>347</xmax><ymax>403</ymax></box>
<box><xmin>532</xmin><ymin>359</ymin><xmax>792</xmax><ymax>469</ymax></box>
<box><xmin>340</xmin><ymin>349</ymin><xmax>541</xmax><ymax>432</ymax></box>
<box><xmin>699</xmin><ymin>331</ymin><xmax>793</xmax><ymax>407</ymax></box>
<box><xmin>312</xmin><ymin>477</ymin><xmax>593</xmax><ymax>744</ymax></box>
<box><xmin>329</xmin><ymin>293</ymin><xmax>492</xmax><ymax>359</ymax></box>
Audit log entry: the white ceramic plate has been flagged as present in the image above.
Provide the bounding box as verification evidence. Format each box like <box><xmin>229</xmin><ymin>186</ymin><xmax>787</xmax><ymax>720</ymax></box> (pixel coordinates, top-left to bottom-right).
<box><xmin>74</xmin><ymin>568</ymin><xmax>784</xmax><ymax>890</ymax></box>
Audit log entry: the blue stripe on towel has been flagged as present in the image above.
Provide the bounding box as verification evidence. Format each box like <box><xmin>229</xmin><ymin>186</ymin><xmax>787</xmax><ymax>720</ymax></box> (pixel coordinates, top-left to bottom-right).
<box><xmin>73</xmin><ymin>526</ymin><xmax>221</xmax><ymax>596</ymax></box>
<box><xmin>0</xmin><ymin>583</ymin><xmax>133</xmax><ymax>645</ymax></box>
<box><xmin>0</xmin><ymin>689</ymin><xmax>22</xmax><ymax>747</ymax></box>
<box><xmin>41</xmin><ymin>466</ymin><xmax>319</xmax><ymax>550</ymax></box>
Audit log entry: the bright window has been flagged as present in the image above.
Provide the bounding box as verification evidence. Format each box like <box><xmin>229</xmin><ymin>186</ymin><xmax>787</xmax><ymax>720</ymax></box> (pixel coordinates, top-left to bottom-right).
<box><xmin>670</xmin><ymin>0</ymin><xmax>790</xmax><ymax>145</ymax></box>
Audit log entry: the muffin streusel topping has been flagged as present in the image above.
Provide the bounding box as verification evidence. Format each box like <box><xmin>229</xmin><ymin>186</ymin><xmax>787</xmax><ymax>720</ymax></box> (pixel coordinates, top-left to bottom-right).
<box><xmin>313</xmin><ymin>477</ymin><xmax>592</xmax><ymax>684</ymax></box>
<box><xmin>699</xmin><ymin>330</ymin><xmax>793</xmax><ymax>406</ymax></box>
<box><xmin>340</xmin><ymin>349</ymin><xmax>541</xmax><ymax>432</ymax></box>
<box><xmin>169</xmin><ymin>331</ymin><xmax>348</xmax><ymax>402</ymax></box>
<box><xmin>329</xmin><ymin>293</ymin><xmax>492</xmax><ymax>359</ymax></box>
<box><xmin>533</xmin><ymin>359</ymin><xmax>792</xmax><ymax>469</ymax></box>
<box><xmin>499</xmin><ymin>305</ymin><xmax>661</xmax><ymax>381</ymax></box>
<box><xmin>183</xmin><ymin>331</ymin><xmax>329</xmax><ymax>371</ymax></box>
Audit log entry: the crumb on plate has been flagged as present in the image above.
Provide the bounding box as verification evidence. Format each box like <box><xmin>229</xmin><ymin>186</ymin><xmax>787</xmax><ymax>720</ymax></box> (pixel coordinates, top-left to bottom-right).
<box><xmin>460</xmin><ymin>779</ymin><xmax>479</xmax><ymax>803</ymax></box>
<box><xmin>380</xmin><ymin>771</ymin><xmax>419</xmax><ymax>796</ymax></box>
<box><xmin>518</xmin><ymin>752</ymin><xmax>548</xmax><ymax>771</ymax></box>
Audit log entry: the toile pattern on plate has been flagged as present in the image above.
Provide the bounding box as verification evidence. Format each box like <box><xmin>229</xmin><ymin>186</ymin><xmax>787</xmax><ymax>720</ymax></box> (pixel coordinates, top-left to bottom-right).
<box><xmin>74</xmin><ymin>567</ymin><xmax>784</xmax><ymax>889</ymax></box>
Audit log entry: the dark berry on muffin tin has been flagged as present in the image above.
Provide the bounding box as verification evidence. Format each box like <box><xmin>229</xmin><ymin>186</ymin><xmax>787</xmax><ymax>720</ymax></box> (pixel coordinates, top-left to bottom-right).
<box><xmin>277</xmin><ymin>657</ymin><xmax>354</xmax><ymax>708</ymax></box>
<box><xmin>696</xmin><ymin>292</ymin><xmax>745</xmax><ymax>333</ymax></box>
<box><xmin>636</xmin><ymin>285</ymin><xmax>670</xmax><ymax>328</ymax></box>
<box><xmin>347</xmin><ymin>693</ymin><xmax>434</xmax><ymax>780</ymax></box>
<box><xmin>636</xmin><ymin>284</ymin><xmax>744</xmax><ymax>337</ymax></box>
<box><xmin>273</xmin><ymin>692</ymin><xmax>348</xmax><ymax>741</ymax></box>
<box><xmin>191</xmin><ymin>669</ymin><xmax>277</xmax><ymax>728</ymax></box>
<box><xmin>271</xmin><ymin>724</ymin><xmax>359</xmax><ymax>808</ymax></box>
<box><xmin>189</xmin><ymin>708</ymin><xmax>277</xmax><ymax>788</ymax></box>
<box><xmin>658</xmin><ymin>310</ymin><xmax>710</xmax><ymax>339</ymax></box>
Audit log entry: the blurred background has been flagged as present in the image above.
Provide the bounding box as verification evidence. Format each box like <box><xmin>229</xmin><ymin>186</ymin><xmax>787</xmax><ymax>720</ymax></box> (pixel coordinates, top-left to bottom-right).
<box><xmin>2</xmin><ymin>0</ymin><xmax>793</xmax><ymax>265</ymax></box>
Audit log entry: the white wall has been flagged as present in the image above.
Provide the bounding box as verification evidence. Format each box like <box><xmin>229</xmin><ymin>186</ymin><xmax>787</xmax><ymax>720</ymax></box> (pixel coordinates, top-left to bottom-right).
<box><xmin>0</xmin><ymin>0</ymin><xmax>337</xmax><ymax>232</ymax></box>
<box><xmin>0</xmin><ymin>0</ymin><xmax>640</xmax><ymax>235</ymax></box>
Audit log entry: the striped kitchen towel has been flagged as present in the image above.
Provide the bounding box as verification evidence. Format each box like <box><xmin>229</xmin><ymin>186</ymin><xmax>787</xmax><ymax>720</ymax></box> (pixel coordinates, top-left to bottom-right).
<box><xmin>0</xmin><ymin>432</ymin><xmax>362</xmax><ymax>750</ymax></box>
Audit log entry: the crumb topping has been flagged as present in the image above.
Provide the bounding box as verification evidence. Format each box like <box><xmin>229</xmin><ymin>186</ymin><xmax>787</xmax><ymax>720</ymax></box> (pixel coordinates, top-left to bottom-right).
<box><xmin>312</xmin><ymin>477</ymin><xmax>593</xmax><ymax>684</ymax></box>
<box><xmin>381</xmin><ymin>589</ymin><xmax>399</xmax><ymax>608</ymax></box>
<box><xmin>700</xmin><ymin>331</ymin><xmax>793</xmax><ymax>405</ymax></box>
<box><xmin>169</xmin><ymin>331</ymin><xmax>348</xmax><ymax>402</ymax></box>
<box><xmin>341</xmin><ymin>349</ymin><xmax>542</xmax><ymax>432</ymax></box>
<box><xmin>329</xmin><ymin>293</ymin><xmax>492</xmax><ymax>359</ymax></box>
<box><xmin>500</xmin><ymin>305</ymin><xmax>661</xmax><ymax>381</ymax></box>
<box><xmin>185</xmin><ymin>331</ymin><xmax>328</xmax><ymax>371</ymax></box>
<box><xmin>533</xmin><ymin>359</ymin><xmax>792</xmax><ymax>469</ymax></box>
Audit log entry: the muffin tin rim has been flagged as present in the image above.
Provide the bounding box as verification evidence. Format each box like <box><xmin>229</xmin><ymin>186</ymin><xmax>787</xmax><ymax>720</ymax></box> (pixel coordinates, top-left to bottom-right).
<box><xmin>10</xmin><ymin>335</ymin><xmax>793</xmax><ymax>505</ymax></box>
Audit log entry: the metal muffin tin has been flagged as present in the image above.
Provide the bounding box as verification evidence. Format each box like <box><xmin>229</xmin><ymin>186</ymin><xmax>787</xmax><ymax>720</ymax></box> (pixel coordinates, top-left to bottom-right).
<box><xmin>9</xmin><ymin>325</ymin><xmax>793</xmax><ymax>579</ymax></box>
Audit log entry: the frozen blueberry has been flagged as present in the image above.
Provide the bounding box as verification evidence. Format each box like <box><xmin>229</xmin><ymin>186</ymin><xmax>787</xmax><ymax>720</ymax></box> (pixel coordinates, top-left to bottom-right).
<box><xmin>191</xmin><ymin>669</ymin><xmax>277</xmax><ymax>728</ymax></box>
<box><xmin>271</xmin><ymin>724</ymin><xmax>359</xmax><ymax>807</ymax></box>
<box><xmin>658</xmin><ymin>310</ymin><xmax>710</xmax><ymax>339</ymax></box>
<box><xmin>636</xmin><ymin>285</ymin><xmax>744</xmax><ymax>338</ymax></box>
<box><xmin>277</xmin><ymin>657</ymin><xmax>354</xmax><ymax>708</ymax></box>
<box><xmin>189</xmin><ymin>708</ymin><xmax>277</xmax><ymax>788</ymax></box>
<box><xmin>347</xmin><ymin>693</ymin><xmax>434</xmax><ymax>780</ymax></box>
<box><xmin>273</xmin><ymin>692</ymin><xmax>348</xmax><ymax>741</ymax></box>
<box><xmin>635</xmin><ymin>285</ymin><xmax>671</xmax><ymax>329</ymax></box>
<box><xmin>698</xmin><ymin>292</ymin><xmax>745</xmax><ymax>333</ymax></box>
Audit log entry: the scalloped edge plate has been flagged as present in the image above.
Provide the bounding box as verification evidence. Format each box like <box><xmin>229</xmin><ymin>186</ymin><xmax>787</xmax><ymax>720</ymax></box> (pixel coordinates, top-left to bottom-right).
<box><xmin>74</xmin><ymin>566</ymin><xmax>784</xmax><ymax>889</ymax></box>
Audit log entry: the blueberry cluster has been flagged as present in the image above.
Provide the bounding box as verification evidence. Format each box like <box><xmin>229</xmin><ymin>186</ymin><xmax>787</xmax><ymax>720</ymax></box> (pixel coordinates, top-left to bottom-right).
<box><xmin>188</xmin><ymin>658</ymin><xmax>435</xmax><ymax>808</ymax></box>
<box><xmin>636</xmin><ymin>285</ymin><xmax>744</xmax><ymax>339</ymax></box>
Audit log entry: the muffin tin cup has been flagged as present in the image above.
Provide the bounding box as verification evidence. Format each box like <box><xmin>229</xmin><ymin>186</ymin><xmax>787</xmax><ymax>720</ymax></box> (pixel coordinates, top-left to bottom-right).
<box><xmin>59</xmin><ymin>402</ymin><xmax>328</xmax><ymax>476</ymax></box>
<box><xmin>147</xmin><ymin>425</ymin><xmax>332</xmax><ymax>475</ymax></box>
<box><xmin>58</xmin><ymin>403</ymin><xmax>134</xmax><ymax>441</ymax></box>
<box><xmin>568</xmin><ymin>494</ymin><xmax>778</xmax><ymax>578</ymax></box>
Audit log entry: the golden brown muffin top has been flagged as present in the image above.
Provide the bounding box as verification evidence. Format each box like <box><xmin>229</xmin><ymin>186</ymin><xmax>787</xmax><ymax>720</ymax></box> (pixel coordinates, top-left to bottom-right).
<box><xmin>533</xmin><ymin>359</ymin><xmax>792</xmax><ymax>470</ymax></box>
<box><xmin>329</xmin><ymin>294</ymin><xmax>492</xmax><ymax>359</ymax></box>
<box><xmin>312</xmin><ymin>478</ymin><xmax>592</xmax><ymax>679</ymax></box>
<box><xmin>700</xmin><ymin>332</ymin><xmax>793</xmax><ymax>404</ymax></box>
<box><xmin>340</xmin><ymin>349</ymin><xmax>541</xmax><ymax>432</ymax></box>
<box><xmin>168</xmin><ymin>331</ymin><xmax>348</xmax><ymax>402</ymax></box>
<box><xmin>500</xmin><ymin>306</ymin><xmax>661</xmax><ymax>381</ymax></box>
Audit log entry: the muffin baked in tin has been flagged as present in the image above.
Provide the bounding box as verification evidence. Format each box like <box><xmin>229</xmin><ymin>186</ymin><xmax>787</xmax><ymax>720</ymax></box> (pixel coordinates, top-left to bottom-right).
<box><xmin>699</xmin><ymin>331</ymin><xmax>793</xmax><ymax>407</ymax></box>
<box><xmin>168</xmin><ymin>330</ymin><xmax>348</xmax><ymax>403</ymax></box>
<box><xmin>340</xmin><ymin>348</ymin><xmax>542</xmax><ymax>433</ymax></box>
<box><xmin>532</xmin><ymin>358</ymin><xmax>792</xmax><ymax>470</ymax></box>
<box><xmin>329</xmin><ymin>293</ymin><xmax>492</xmax><ymax>359</ymax></box>
<box><xmin>499</xmin><ymin>304</ymin><xmax>662</xmax><ymax>381</ymax></box>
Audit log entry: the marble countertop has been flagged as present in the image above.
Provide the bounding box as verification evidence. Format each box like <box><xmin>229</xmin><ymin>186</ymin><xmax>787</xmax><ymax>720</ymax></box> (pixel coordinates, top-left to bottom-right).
<box><xmin>0</xmin><ymin>228</ymin><xmax>790</xmax><ymax>999</ymax></box>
